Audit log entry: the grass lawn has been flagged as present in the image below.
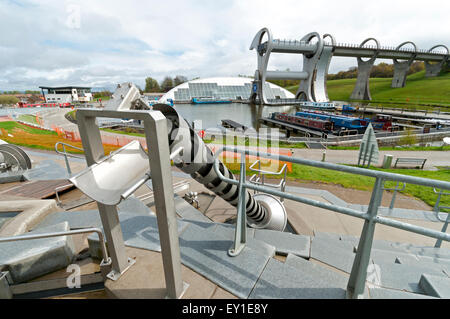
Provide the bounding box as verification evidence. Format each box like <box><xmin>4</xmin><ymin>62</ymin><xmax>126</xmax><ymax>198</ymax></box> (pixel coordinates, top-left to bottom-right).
<box><xmin>285</xmin><ymin>71</ymin><xmax>450</xmax><ymax>109</ymax></box>
<box><xmin>226</xmin><ymin>160</ymin><xmax>450</xmax><ymax>212</ymax></box>
<box><xmin>0</xmin><ymin>121</ymin><xmax>56</xmax><ymax>136</ymax></box>
<box><xmin>0</xmin><ymin>121</ymin><xmax>120</xmax><ymax>154</ymax></box>
<box><xmin>92</xmin><ymin>96</ymin><xmax>111</xmax><ymax>102</ymax></box>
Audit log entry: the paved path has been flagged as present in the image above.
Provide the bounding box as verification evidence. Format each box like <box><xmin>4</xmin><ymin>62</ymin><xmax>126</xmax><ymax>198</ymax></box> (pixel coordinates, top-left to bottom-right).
<box><xmin>37</xmin><ymin>108</ymin><xmax>78</xmax><ymax>131</ymax></box>
<box><xmin>208</xmin><ymin>143</ymin><xmax>450</xmax><ymax>169</ymax></box>
<box><xmin>290</xmin><ymin>148</ymin><xmax>450</xmax><ymax>169</ymax></box>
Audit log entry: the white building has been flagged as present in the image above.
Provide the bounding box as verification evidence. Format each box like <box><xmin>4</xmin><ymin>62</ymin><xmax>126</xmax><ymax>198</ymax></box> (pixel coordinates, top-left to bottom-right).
<box><xmin>159</xmin><ymin>77</ymin><xmax>294</xmax><ymax>103</ymax></box>
<box><xmin>39</xmin><ymin>86</ymin><xmax>93</xmax><ymax>103</ymax></box>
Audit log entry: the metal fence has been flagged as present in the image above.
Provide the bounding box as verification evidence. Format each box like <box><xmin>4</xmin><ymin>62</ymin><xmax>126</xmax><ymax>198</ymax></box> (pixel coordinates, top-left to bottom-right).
<box><xmin>212</xmin><ymin>146</ymin><xmax>450</xmax><ymax>298</ymax></box>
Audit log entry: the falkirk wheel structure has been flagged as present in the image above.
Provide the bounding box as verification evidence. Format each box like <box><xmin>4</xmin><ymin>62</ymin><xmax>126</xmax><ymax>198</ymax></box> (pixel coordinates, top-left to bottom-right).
<box><xmin>250</xmin><ymin>27</ymin><xmax>449</xmax><ymax>104</ymax></box>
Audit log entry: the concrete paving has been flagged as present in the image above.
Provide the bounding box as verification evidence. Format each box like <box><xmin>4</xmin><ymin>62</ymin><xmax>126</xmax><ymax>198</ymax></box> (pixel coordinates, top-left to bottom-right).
<box><xmin>290</xmin><ymin>148</ymin><xmax>450</xmax><ymax>170</ymax></box>
<box><xmin>1</xmin><ymin>146</ymin><xmax>449</xmax><ymax>298</ymax></box>
<box><xmin>104</xmin><ymin>247</ymin><xmax>237</xmax><ymax>299</ymax></box>
<box><xmin>178</xmin><ymin>222</ymin><xmax>272</xmax><ymax>299</ymax></box>
<box><xmin>249</xmin><ymin>258</ymin><xmax>346</xmax><ymax>299</ymax></box>
<box><xmin>22</xmin><ymin>160</ymin><xmax>70</xmax><ymax>181</ymax></box>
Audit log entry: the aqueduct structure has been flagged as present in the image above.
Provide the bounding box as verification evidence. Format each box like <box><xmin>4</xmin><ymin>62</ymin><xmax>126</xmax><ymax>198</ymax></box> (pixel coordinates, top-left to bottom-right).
<box><xmin>250</xmin><ymin>27</ymin><xmax>449</xmax><ymax>105</ymax></box>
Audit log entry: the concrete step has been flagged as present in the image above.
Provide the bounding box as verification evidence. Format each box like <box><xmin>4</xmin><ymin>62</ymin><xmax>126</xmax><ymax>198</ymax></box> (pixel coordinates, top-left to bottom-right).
<box><xmin>88</xmin><ymin>213</ymin><xmax>190</xmax><ymax>259</ymax></box>
<box><xmin>173</xmin><ymin>195</ymin><xmax>213</xmax><ymax>223</ymax></box>
<box><xmin>284</xmin><ymin>254</ymin><xmax>349</xmax><ymax>289</ymax></box>
<box><xmin>315</xmin><ymin>231</ymin><xmax>450</xmax><ymax>261</ymax></box>
<box><xmin>374</xmin><ymin>260</ymin><xmax>448</xmax><ymax>294</ymax></box>
<box><xmin>368</xmin><ymin>287</ymin><xmax>437</xmax><ymax>299</ymax></box>
<box><xmin>395</xmin><ymin>255</ymin><xmax>450</xmax><ymax>275</ymax></box>
<box><xmin>178</xmin><ymin>222</ymin><xmax>273</xmax><ymax>299</ymax></box>
<box><xmin>253</xmin><ymin>228</ymin><xmax>311</xmax><ymax>258</ymax></box>
<box><xmin>249</xmin><ymin>258</ymin><xmax>346</xmax><ymax>299</ymax></box>
<box><xmin>310</xmin><ymin>237</ymin><xmax>356</xmax><ymax>273</ymax></box>
<box><xmin>419</xmin><ymin>274</ymin><xmax>450</xmax><ymax>298</ymax></box>
<box><xmin>34</xmin><ymin>196</ymin><xmax>153</xmax><ymax>230</ymax></box>
<box><xmin>310</xmin><ymin>235</ymin><xmax>450</xmax><ymax>294</ymax></box>
<box><xmin>209</xmin><ymin>223</ymin><xmax>275</xmax><ymax>257</ymax></box>
<box><xmin>23</xmin><ymin>160</ymin><xmax>70</xmax><ymax>181</ymax></box>
<box><xmin>0</xmin><ymin>222</ymin><xmax>76</xmax><ymax>283</ymax></box>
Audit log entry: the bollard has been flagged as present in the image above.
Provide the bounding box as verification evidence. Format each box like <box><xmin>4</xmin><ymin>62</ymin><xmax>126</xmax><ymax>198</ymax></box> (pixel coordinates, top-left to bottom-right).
<box><xmin>382</xmin><ymin>154</ymin><xmax>393</xmax><ymax>169</ymax></box>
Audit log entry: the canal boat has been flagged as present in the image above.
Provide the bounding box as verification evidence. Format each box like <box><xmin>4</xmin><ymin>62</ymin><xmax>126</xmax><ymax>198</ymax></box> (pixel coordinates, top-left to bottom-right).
<box><xmin>271</xmin><ymin>112</ymin><xmax>334</xmax><ymax>132</ymax></box>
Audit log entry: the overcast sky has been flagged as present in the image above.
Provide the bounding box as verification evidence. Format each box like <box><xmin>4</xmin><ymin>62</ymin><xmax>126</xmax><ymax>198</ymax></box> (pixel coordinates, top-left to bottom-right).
<box><xmin>1</xmin><ymin>0</ymin><xmax>449</xmax><ymax>90</ymax></box>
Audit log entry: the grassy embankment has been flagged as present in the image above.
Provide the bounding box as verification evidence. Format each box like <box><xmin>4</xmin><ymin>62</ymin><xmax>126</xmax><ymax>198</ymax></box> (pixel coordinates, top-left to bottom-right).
<box><xmin>285</xmin><ymin>71</ymin><xmax>450</xmax><ymax>110</ymax></box>
<box><xmin>0</xmin><ymin>121</ymin><xmax>120</xmax><ymax>154</ymax></box>
<box><xmin>226</xmin><ymin>161</ymin><xmax>449</xmax><ymax>212</ymax></box>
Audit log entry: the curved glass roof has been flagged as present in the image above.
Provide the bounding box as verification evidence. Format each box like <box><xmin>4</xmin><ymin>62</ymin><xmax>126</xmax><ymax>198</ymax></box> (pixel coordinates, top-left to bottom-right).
<box><xmin>160</xmin><ymin>77</ymin><xmax>294</xmax><ymax>102</ymax></box>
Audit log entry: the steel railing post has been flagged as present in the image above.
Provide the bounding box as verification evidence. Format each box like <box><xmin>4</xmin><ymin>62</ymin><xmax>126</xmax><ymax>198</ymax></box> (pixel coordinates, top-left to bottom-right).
<box><xmin>62</xmin><ymin>144</ymin><xmax>72</xmax><ymax>175</ymax></box>
<box><xmin>389</xmin><ymin>181</ymin><xmax>405</xmax><ymax>211</ymax></box>
<box><xmin>346</xmin><ymin>177</ymin><xmax>384</xmax><ymax>299</ymax></box>
<box><xmin>433</xmin><ymin>188</ymin><xmax>450</xmax><ymax>248</ymax></box>
<box><xmin>435</xmin><ymin>213</ymin><xmax>450</xmax><ymax>248</ymax></box>
<box><xmin>143</xmin><ymin>112</ymin><xmax>185</xmax><ymax>299</ymax></box>
<box><xmin>228</xmin><ymin>152</ymin><xmax>248</xmax><ymax>256</ymax></box>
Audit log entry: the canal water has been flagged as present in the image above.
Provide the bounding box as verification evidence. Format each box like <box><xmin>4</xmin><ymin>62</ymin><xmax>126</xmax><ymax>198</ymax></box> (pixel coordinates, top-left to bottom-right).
<box><xmin>172</xmin><ymin>102</ymin><xmax>296</xmax><ymax>131</ymax></box>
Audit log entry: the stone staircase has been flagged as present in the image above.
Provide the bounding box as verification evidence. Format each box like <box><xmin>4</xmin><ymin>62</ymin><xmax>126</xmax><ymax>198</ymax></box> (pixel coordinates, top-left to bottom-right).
<box><xmin>2</xmin><ymin>194</ymin><xmax>450</xmax><ymax>299</ymax></box>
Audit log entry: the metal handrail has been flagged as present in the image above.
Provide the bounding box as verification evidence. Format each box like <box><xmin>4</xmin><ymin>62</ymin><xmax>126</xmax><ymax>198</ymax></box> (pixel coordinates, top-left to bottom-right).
<box><xmin>383</xmin><ymin>181</ymin><xmax>406</xmax><ymax>211</ymax></box>
<box><xmin>55</xmin><ymin>141</ymin><xmax>85</xmax><ymax>175</ymax></box>
<box><xmin>0</xmin><ymin>228</ymin><xmax>110</xmax><ymax>266</ymax></box>
<box><xmin>432</xmin><ymin>188</ymin><xmax>450</xmax><ymax>247</ymax></box>
<box><xmin>212</xmin><ymin>146</ymin><xmax>450</xmax><ymax>299</ymax></box>
<box><xmin>433</xmin><ymin>187</ymin><xmax>450</xmax><ymax>216</ymax></box>
<box><xmin>54</xmin><ymin>142</ymin><xmax>84</xmax><ymax>159</ymax></box>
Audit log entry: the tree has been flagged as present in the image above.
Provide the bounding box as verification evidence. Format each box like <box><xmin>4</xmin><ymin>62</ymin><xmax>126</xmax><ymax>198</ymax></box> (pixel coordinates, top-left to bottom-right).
<box><xmin>93</xmin><ymin>91</ymin><xmax>112</xmax><ymax>99</ymax></box>
<box><xmin>173</xmin><ymin>75</ymin><xmax>188</xmax><ymax>87</ymax></box>
<box><xmin>399</xmin><ymin>129</ymin><xmax>417</xmax><ymax>146</ymax></box>
<box><xmin>144</xmin><ymin>77</ymin><xmax>160</xmax><ymax>93</ymax></box>
<box><xmin>160</xmin><ymin>76</ymin><xmax>174</xmax><ymax>92</ymax></box>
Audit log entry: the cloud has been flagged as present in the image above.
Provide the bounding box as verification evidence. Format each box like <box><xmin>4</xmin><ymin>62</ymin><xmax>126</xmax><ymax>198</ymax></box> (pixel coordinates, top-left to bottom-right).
<box><xmin>1</xmin><ymin>0</ymin><xmax>449</xmax><ymax>90</ymax></box>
